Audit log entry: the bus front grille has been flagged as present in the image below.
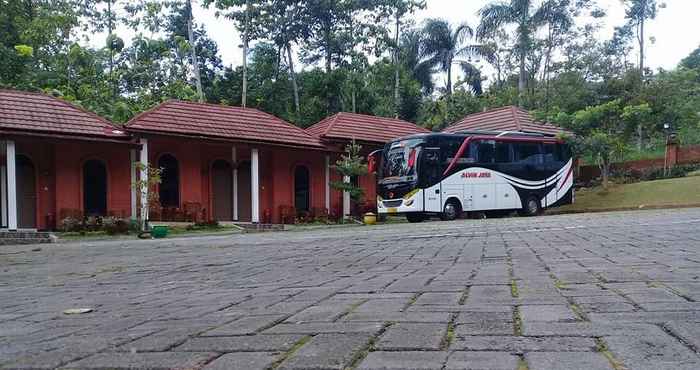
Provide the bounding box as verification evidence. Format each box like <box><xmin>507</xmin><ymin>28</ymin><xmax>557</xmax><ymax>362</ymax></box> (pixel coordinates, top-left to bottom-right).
<box><xmin>383</xmin><ymin>200</ymin><xmax>403</xmax><ymax>208</ymax></box>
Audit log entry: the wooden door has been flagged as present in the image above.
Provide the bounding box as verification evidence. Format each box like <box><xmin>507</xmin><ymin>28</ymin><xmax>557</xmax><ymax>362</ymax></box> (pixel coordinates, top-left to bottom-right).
<box><xmin>237</xmin><ymin>161</ymin><xmax>252</xmax><ymax>222</ymax></box>
<box><xmin>17</xmin><ymin>155</ymin><xmax>36</xmax><ymax>229</ymax></box>
<box><xmin>212</xmin><ymin>160</ymin><xmax>233</xmax><ymax>221</ymax></box>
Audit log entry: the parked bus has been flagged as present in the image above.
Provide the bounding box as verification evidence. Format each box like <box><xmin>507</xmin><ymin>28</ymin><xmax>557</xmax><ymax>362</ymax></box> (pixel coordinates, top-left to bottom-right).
<box><xmin>370</xmin><ymin>131</ymin><xmax>574</xmax><ymax>222</ymax></box>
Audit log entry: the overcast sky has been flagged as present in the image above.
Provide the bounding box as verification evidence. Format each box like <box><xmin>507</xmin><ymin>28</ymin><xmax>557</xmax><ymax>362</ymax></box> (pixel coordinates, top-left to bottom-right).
<box><xmin>95</xmin><ymin>0</ymin><xmax>700</xmax><ymax>80</ymax></box>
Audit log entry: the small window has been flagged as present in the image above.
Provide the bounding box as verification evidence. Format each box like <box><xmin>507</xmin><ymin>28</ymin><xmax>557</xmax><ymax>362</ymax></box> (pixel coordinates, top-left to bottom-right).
<box><xmin>475</xmin><ymin>140</ymin><xmax>495</xmax><ymax>164</ymax></box>
<box><xmin>495</xmin><ymin>142</ymin><xmax>511</xmax><ymax>163</ymax></box>
<box><xmin>514</xmin><ymin>142</ymin><xmax>542</xmax><ymax>164</ymax></box>
<box><xmin>543</xmin><ymin>144</ymin><xmax>558</xmax><ymax>163</ymax></box>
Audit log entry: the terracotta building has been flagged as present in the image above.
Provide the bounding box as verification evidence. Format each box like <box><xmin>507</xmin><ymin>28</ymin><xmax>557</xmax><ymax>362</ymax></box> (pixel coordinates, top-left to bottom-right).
<box><xmin>1</xmin><ymin>89</ymin><xmax>428</xmax><ymax>230</ymax></box>
<box><xmin>443</xmin><ymin>105</ymin><xmax>569</xmax><ymax>136</ymax></box>
<box><xmin>0</xmin><ymin>89</ymin><xmax>137</xmax><ymax>230</ymax></box>
<box><xmin>306</xmin><ymin>112</ymin><xmax>430</xmax><ymax>216</ymax></box>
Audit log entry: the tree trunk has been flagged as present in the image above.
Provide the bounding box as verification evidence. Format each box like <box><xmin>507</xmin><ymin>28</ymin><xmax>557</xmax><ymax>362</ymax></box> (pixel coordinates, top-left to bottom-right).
<box><xmin>518</xmin><ymin>50</ymin><xmax>526</xmax><ymax>105</ymax></box>
<box><xmin>187</xmin><ymin>0</ymin><xmax>204</xmax><ymax>102</ymax></box>
<box><xmin>351</xmin><ymin>89</ymin><xmax>356</xmax><ymax>113</ymax></box>
<box><xmin>241</xmin><ymin>0</ymin><xmax>250</xmax><ymax>108</ymax></box>
<box><xmin>446</xmin><ymin>59</ymin><xmax>452</xmax><ymax>95</ymax></box>
<box><xmin>324</xmin><ymin>24</ymin><xmax>332</xmax><ymax>74</ymax></box>
<box><xmin>601</xmin><ymin>162</ymin><xmax>609</xmax><ymax>189</ymax></box>
<box><xmin>393</xmin><ymin>12</ymin><xmax>400</xmax><ymax>118</ymax></box>
<box><xmin>639</xmin><ymin>1</ymin><xmax>645</xmax><ymax>74</ymax></box>
<box><xmin>637</xmin><ymin>123</ymin><xmax>643</xmax><ymax>150</ymax></box>
<box><xmin>286</xmin><ymin>43</ymin><xmax>300</xmax><ymax>114</ymax></box>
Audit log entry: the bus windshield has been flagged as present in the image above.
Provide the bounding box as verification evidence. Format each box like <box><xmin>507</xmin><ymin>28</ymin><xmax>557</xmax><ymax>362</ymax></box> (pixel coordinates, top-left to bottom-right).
<box><xmin>380</xmin><ymin>138</ymin><xmax>424</xmax><ymax>184</ymax></box>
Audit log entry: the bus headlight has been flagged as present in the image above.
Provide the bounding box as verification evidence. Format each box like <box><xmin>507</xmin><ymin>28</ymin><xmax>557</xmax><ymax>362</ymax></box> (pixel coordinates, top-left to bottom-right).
<box><xmin>404</xmin><ymin>199</ymin><xmax>414</xmax><ymax>207</ymax></box>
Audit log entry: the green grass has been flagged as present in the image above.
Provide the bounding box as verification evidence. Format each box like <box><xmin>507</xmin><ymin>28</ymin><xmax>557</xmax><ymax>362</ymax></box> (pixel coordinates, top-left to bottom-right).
<box><xmin>559</xmin><ymin>176</ymin><xmax>700</xmax><ymax>212</ymax></box>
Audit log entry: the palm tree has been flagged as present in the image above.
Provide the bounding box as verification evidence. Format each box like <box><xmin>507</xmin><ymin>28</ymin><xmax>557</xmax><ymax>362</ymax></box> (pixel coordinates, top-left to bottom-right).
<box><xmin>477</xmin><ymin>0</ymin><xmax>550</xmax><ymax>102</ymax></box>
<box><xmin>421</xmin><ymin>18</ymin><xmax>481</xmax><ymax>95</ymax></box>
<box><xmin>399</xmin><ymin>29</ymin><xmax>436</xmax><ymax>94</ymax></box>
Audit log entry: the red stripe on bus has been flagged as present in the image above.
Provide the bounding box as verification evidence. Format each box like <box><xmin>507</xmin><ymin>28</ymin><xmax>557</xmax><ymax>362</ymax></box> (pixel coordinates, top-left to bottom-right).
<box><xmin>443</xmin><ymin>137</ymin><xmax>473</xmax><ymax>176</ymax></box>
<box><xmin>558</xmin><ymin>166</ymin><xmax>573</xmax><ymax>191</ymax></box>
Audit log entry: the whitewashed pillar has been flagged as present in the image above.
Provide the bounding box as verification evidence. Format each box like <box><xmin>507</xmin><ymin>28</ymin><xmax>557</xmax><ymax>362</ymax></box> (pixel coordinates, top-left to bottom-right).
<box><xmin>6</xmin><ymin>140</ymin><xmax>17</xmax><ymax>230</ymax></box>
<box><xmin>324</xmin><ymin>155</ymin><xmax>330</xmax><ymax>211</ymax></box>
<box><xmin>130</xmin><ymin>149</ymin><xmax>138</xmax><ymax>220</ymax></box>
<box><xmin>342</xmin><ymin>175</ymin><xmax>350</xmax><ymax>219</ymax></box>
<box><xmin>139</xmin><ymin>138</ymin><xmax>149</xmax><ymax>224</ymax></box>
<box><xmin>1</xmin><ymin>165</ymin><xmax>7</xmax><ymax>228</ymax></box>
<box><xmin>251</xmin><ymin>148</ymin><xmax>260</xmax><ymax>223</ymax></box>
<box><xmin>232</xmin><ymin>146</ymin><xmax>238</xmax><ymax>221</ymax></box>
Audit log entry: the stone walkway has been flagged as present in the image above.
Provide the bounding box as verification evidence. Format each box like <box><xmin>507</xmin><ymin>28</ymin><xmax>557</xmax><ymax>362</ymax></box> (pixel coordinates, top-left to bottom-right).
<box><xmin>2</xmin><ymin>208</ymin><xmax>700</xmax><ymax>369</ymax></box>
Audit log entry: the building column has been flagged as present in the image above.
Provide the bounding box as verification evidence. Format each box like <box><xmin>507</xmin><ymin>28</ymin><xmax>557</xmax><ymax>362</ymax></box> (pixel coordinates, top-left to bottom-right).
<box><xmin>342</xmin><ymin>175</ymin><xmax>350</xmax><ymax>219</ymax></box>
<box><xmin>130</xmin><ymin>149</ymin><xmax>138</xmax><ymax>220</ymax></box>
<box><xmin>251</xmin><ymin>148</ymin><xmax>260</xmax><ymax>223</ymax></box>
<box><xmin>139</xmin><ymin>138</ymin><xmax>149</xmax><ymax>224</ymax></box>
<box><xmin>1</xmin><ymin>165</ymin><xmax>7</xmax><ymax>228</ymax></box>
<box><xmin>232</xmin><ymin>146</ymin><xmax>238</xmax><ymax>221</ymax></box>
<box><xmin>324</xmin><ymin>155</ymin><xmax>330</xmax><ymax>211</ymax></box>
<box><xmin>6</xmin><ymin>140</ymin><xmax>17</xmax><ymax>230</ymax></box>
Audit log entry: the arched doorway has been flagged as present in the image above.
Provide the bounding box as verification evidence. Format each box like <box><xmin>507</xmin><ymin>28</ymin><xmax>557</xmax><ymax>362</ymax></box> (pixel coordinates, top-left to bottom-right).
<box><xmin>211</xmin><ymin>160</ymin><xmax>233</xmax><ymax>221</ymax></box>
<box><xmin>237</xmin><ymin>161</ymin><xmax>251</xmax><ymax>222</ymax></box>
<box><xmin>294</xmin><ymin>165</ymin><xmax>310</xmax><ymax>213</ymax></box>
<box><xmin>83</xmin><ymin>160</ymin><xmax>107</xmax><ymax>216</ymax></box>
<box><xmin>17</xmin><ymin>155</ymin><xmax>36</xmax><ymax>228</ymax></box>
<box><xmin>158</xmin><ymin>154</ymin><xmax>179</xmax><ymax>208</ymax></box>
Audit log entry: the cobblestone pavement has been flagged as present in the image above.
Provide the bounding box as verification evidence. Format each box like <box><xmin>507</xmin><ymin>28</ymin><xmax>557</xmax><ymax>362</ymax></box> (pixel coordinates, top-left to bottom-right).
<box><xmin>3</xmin><ymin>209</ymin><xmax>700</xmax><ymax>369</ymax></box>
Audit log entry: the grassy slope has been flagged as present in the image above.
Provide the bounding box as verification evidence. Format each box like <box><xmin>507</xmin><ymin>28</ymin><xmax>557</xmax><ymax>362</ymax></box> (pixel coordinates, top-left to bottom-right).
<box><xmin>558</xmin><ymin>175</ymin><xmax>700</xmax><ymax>212</ymax></box>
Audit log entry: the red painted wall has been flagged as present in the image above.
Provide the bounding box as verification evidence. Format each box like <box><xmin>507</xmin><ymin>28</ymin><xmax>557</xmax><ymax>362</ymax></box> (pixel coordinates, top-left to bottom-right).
<box><xmin>9</xmin><ymin>137</ymin><xmax>132</xmax><ymax>230</ymax></box>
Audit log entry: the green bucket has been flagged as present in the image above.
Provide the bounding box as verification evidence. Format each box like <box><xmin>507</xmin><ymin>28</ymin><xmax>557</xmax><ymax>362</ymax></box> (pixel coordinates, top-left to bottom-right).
<box><xmin>151</xmin><ymin>225</ymin><xmax>169</xmax><ymax>238</ymax></box>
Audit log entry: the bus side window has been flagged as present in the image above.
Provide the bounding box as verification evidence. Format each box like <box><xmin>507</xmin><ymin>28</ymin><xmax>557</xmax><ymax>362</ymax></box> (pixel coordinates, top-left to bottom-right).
<box><xmin>514</xmin><ymin>142</ymin><xmax>542</xmax><ymax>164</ymax></box>
<box><xmin>475</xmin><ymin>140</ymin><xmax>495</xmax><ymax>164</ymax></box>
<box><xmin>495</xmin><ymin>142</ymin><xmax>511</xmax><ymax>163</ymax></box>
<box><xmin>543</xmin><ymin>144</ymin><xmax>557</xmax><ymax>163</ymax></box>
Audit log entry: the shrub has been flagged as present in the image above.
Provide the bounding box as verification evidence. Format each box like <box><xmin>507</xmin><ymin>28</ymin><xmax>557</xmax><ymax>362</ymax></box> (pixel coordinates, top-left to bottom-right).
<box><xmin>103</xmin><ymin>217</ymin><xmax>130</xmax><ymax>235</ymax></box>
<box><xmin>60</xmin><ymin>217</ymin><xmax>83</xmax><ymax>232</ymax></box>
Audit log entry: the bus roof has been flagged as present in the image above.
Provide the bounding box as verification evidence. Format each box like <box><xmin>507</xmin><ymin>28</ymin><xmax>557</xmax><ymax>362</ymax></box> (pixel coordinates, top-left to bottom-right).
<box><xmin>390</xmin><ymin>131</ymin><xmax>565</xmax><ymax>144</ymax></box>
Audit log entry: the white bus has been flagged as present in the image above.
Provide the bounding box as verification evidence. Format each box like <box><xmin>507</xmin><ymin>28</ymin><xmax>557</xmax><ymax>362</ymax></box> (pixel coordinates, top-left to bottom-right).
<box><xmin>370</xmin><ymin>131</ymin><xmax>574</xmax><ymax>222</ymax></box>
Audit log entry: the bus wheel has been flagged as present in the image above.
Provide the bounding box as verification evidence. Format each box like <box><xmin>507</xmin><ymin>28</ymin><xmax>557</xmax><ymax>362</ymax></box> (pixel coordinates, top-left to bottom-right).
<box><xmin>520</xmin><ymin>196</ymin><xmax>541</xmax><ymax>217</ymax></box>
<box><xmin>406</xmin><ymin>213</ymin><xmax>425</xmax><ymax>223</ymax></box>
<box><xmin>441</xmin><ymin>200</ymin><xmax>461</xmax><ymax>221</ymax></box>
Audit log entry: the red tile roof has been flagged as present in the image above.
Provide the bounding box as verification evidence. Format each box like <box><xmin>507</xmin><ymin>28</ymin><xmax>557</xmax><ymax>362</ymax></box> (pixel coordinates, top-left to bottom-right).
<box><xmin>306</xmin><ymin>112</ymin><xmax>429</xmax><ymax>144</ymax></box>
<box><xmin>443</xmin><ymin>106</ymin><xmax>569</xmax><ymax>136</ymax></box>
<box><xmin>126</xmin><ymin>100</ymin><xmax>324</xmax><ymax>148</ymax></box>
<box><xmin>0</xmin><ymin>89</ymin><xmax>129</xmax><ymax>139</ymax></box>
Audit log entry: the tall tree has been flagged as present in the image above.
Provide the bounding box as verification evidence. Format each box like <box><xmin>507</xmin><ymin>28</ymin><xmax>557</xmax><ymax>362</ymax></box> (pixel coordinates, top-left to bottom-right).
<box><xmin>185</xmin><ymin>0</ymin><xmax>204</xmax><ymax>102</ymax></box>
<box><xmin>421</xmin><ymin>18</ymin><xmax>480</xmax><ymax>95</ymax></box>
<box><xmin>477</xmin><ymin>0</ymin><xmax>550</xmax><ymax>103</ymax></box>
<box><xmin>622</xmin><ymin>0</ymin><xmax>663</xmax><ymax>76</ymax></box>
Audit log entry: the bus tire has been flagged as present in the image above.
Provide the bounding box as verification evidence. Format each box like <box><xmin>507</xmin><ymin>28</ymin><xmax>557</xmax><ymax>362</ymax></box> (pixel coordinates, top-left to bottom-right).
<box><xmin>406</xmin><ymin>213</ymin><xmax>426</xmax><ymax>223</ymax></box>
<box><xmin>520</xmin><ymin>196</ymin><xmax>542</xmax><ymax>217</ymax></box>
<box><xmin>440</xmin><ymin>199</ymin><xmax>461</xmax><ymax>221</ymax></box>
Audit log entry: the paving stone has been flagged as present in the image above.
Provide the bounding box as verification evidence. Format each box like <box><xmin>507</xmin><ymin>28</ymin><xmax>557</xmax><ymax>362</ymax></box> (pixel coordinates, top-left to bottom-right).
<box><xmin>664</xmin><ymin>321</ymin><xmax>700</xmax><ymax>349</ymax></box>
<box><xmin>414</xmin><ymin>293</ymin><xmax>462</xmax><ymax>306</ymax></box>
<box><xmin>444</xmin><ymin>351</ymin><xmax>519</xmax><ymax>370</ymax></box>
<box><xmin>278</xmin><ymin>333</ymin><xmax>371</xmax><ymax>370</ymax></box>
<box><xmin>455</xmin><ymin>321</ymin><xmax>514</xmax><ymax>336</ymax></box>
<box><xmin>525</xmin><ymin>352</ymin><xmax>613</xmax><ymax>370</ymax></box>
<box><xmin>262</xmin><ymin>322</ymin><xmax>383</xmax><ymax>335</ymax></box>
<box><xmin>344</xmin><ymin>312</ymin><xmax>451</xmax><ymax>323</ymax></box>
<box><xmin>450</xmin><ymin>336</ymin><xmax>597</xmax><ymax>353</ymax></box>
<box><xmin>202</xmin><ymin>352</ymin><xmax>278</xmax><ymax>370</ymax></box>
<box><xmin>579</xmin><ymin>302</ymin><xmax>636</xmax><ymax>313</ymax></box>
<box><xmin>455</xmin><ymin>311</ymin><xmax>513</xmax><ymax>323</ymax></box>
<box><xmin>202</xmin><ymin>315</ymin><xmax>287</xmax><ymax>336</ymax></box>
<box><xmin>376</xmin><ymin>323</ymin><xmax>447</xmax><ymax>350</ymax></box>
<box><xmin>519</xmin><ymin>305</ymin><xmax>577</xmax><ymax>322</ymax></box>
<box><xmin>357</xmin><ymin>351</ymin><xmax>448</xmax><ymax>370</ymax></box>
<box><xmin>604</xmin><ymin>326</ymin><xmax>700</xmax><ymax>370</ymax></box>
<box><xmin>522</xmin><ymin>322</ymin><xmax>656</xmax><ymax>337</ymax></box>
<box><xmin>59</xmin><ymin>352</ymin><xmax>217</xmax><ymax>370</ymax></box>
<box><xmin>174</xmin><ymin>334</ymin><xmax>303</xmax><ymax>352</ymax></box>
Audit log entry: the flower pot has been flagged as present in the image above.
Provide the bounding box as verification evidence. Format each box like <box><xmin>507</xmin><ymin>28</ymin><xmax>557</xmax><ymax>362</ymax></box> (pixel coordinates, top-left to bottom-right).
<box><xmin>151</xmin><ymin>225</ymin><xmax>169</xmax><ymax>238</ymax></box>
<box><xmin>363</xmin><ymin>212</ymin><xmax>377</xmax><ymax>225</ymax></box>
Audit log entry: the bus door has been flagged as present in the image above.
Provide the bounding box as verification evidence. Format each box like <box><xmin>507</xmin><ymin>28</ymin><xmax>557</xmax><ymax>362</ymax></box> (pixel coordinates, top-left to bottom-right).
<box><xmin>543</xmin><ymin>143</ymin><xmax>566</xmax><ymax>207</ymax></box>
<box><xmin>422</xmin><ymin>147</ymin><xmax>442</xmax><ymax>212</ymax></box>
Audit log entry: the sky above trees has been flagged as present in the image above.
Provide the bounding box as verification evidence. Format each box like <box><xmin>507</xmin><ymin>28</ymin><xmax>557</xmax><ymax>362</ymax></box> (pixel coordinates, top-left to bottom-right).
<box><xmin>86</xmin><ymin>0</ymin><xmax>700</xmax><ymax>80</ymax></box>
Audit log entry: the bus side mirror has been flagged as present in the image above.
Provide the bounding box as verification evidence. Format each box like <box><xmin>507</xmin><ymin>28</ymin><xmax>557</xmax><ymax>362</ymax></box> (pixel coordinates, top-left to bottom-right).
<box><xmin>367</xmin><ymin>150</ymin><xmax>381</xmax><ymax>173</ymax></box>
<box><xmin>425</xmin><ymin>149</ymin><xmax>440</xmax><ymax>163</ymax></box>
